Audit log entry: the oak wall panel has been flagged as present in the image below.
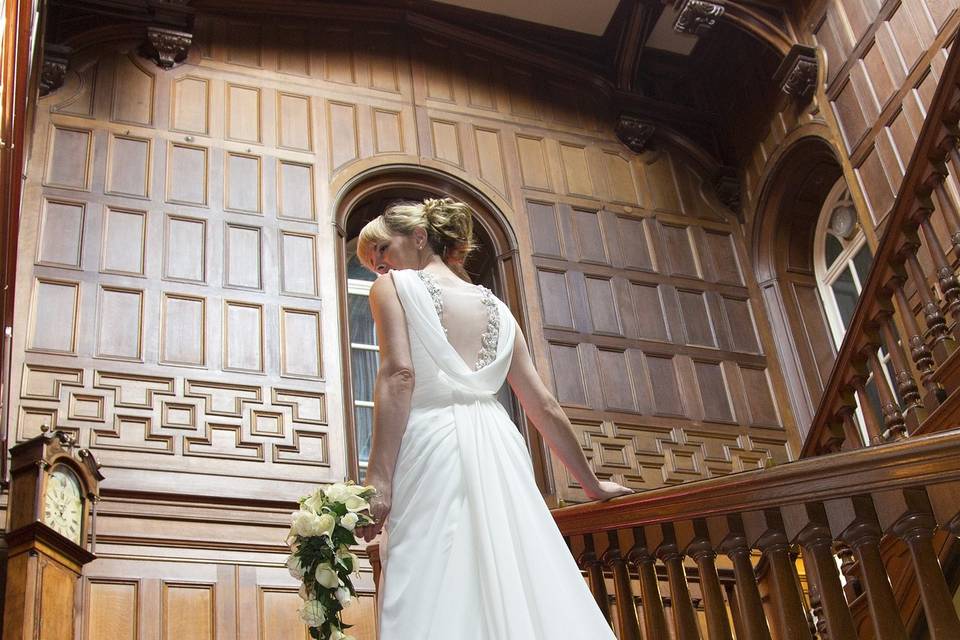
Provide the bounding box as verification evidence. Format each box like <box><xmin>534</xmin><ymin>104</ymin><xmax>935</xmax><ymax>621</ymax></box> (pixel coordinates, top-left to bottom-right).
<box><xmin>277</xmin><ymin>92</ymin><xmax>313</xmax><ymax>151</ymax></box>
<box><xmin>373</xmin><ymin>108</ymin><xmax>403</xmax><ymax>154</ymax></box>
<box><xmin>106</xmin><ymin>135</ymin><xmax>151</xmax><ymax>199</ymax></box>
<box><xmin>161</xmin><ymin>294</ymin><xmax>206</xmax><ymax>367</ymax></box>
<box><xmin>86</xmin><ymin>580</ymin><xmax>138</xmax><ymax>640</ymax></box>
<box><xmin>101</xmin><ymin>208</ymin><xmax>146</xmax><ymax>276</ymax></box>
<box><xmin>226</xmin><ymin>84</ymin><xmax>262</xmax><ymax>143</ymax></box>
<box><xmin>164</xmin><ymin>215</ymin><xmax>206</xmax><ymax>283</ymax></box>
<box><xmin>277</xmin><ymin>161</ymin><xmax>315</xmax><ymax>221</ymax></box>
<box><xmin>111</xmin><ymin>55</ymin><xmax>154</xmax><ymax>126</ymax></box>
<box><xmin>95</xmin><ymin>287</ymin><xmax>143</xmax><ymax>361</ymax></box>
<box><xmin>45</xmin><ymin>126</ymin><xmax>92</xmax><ymax>190</ymax></box>
<box><xmin>327</xmin><ymin>101</ymin><xmax>358</xmax><ymax>171</ymax></box>
<box><xmin>28</xmin><ymin>279</ymin><xmax>79</xmax><ymax>354</ymax></box>
<box><xmin>166</xmin><ymin>143</ymin><xmax>208</xmax><ymax>206</ymax></box>
<box><xmin>516</xmin><ymin>134</ymin><xmax>551</xmax><ymax>191</ymax></box>
<box><xmin>172</xmin><ymin>76</ymin><xmax>210</xmax><ymax>135</ymax></box>
<box><xmin>37</xmin><ymin>199</ymin><xmax>84</xmax><ymax>269</ymax></box>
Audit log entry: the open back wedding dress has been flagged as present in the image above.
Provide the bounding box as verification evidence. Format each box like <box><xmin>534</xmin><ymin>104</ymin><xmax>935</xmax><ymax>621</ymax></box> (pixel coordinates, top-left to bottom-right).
<box><xmin>377</xmin><ymin>268</ymin><xmax>615</xmax><ymax>639</ymax></box>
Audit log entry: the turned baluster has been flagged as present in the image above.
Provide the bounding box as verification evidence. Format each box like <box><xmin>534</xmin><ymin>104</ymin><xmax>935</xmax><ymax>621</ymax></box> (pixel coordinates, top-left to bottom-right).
<box><xmin>918</xmin><ymin>213</ymin><xmax>960</xmax><ymax>322</ymax></box>
<box><xmin>833</xmin><ymin>541</ymin><xmax>862</xmax><ymax>601</ymax></box>
<box><xmin>850</xmin><ymin>367</ymin><xmax>885</xmax><ymax>445</ymax></box>
<box><xmin>677</xmin><ymin>520</ymin><xmax>733</xmax><ymax>640</ymax></box>
<box><xmin>879</xmin><ymin>312</ymin><xmax>927</xmax><ymax>430</ymax></box>
<box><xmin>743</xmin><ymin>510</ymin><xmax>813</xmax><ymax>640</ymax></box>
<box><xmin>782</xmin><ymin>503</ymin><xmax>857</xmax><ymax>640</ymax></box>
<box><xmin>627</xmin><ymin>528</ymin><xmax>670</xmax><ymax>640</ymax></box>
<box><xmin>603</xmin><ymin>530</ymin><xmax>642</xmax><ymax>640</ymax></box>
<box><xmin>651</xmin><ymin>524</ymin><xmax>702</xmax><ymax>640</ymax></box>
<box><xmin>708</xmin><ymin>515</ymin><xmax>772</xmax><ymax>640</ymax></box>
<box><xmin>905</xmin><ymin>251</ymin><xmax>955</xmax><ymax>360</ymax></box>
<box><xmin>865</xmin><ymin>346</ymin><xmax>907</xmax><ymax>441</ymax></box>
<box><xmin>826</xmin><ymin>496</ymin><xmax>908</xmax><ymax>640</ymax></box>
<box><xmin>892</xmin><ymin>279</ymin><xmax>943</xmax><ymax>406</ymax></box>
<box><xmin>875</xmin><ymin>488</ymin><xmax>960</xmax><ymax>639</ymax></box>
<box><xmin>839</xmin><ymin>406</ymin><xmax>865</xmax><ymax>449</ymax></box>
<box><xmin>577</xmin><ymin>534</ymin><xmax>612</xmax><ymax>623</ymax></box>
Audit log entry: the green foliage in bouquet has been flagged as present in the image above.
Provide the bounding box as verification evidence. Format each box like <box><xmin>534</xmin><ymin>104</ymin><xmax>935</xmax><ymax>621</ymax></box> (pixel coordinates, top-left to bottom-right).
<box><xmin>286</xmin><ymin>481</ymin><xmax>377</xmax><ymax>640</ymax></box>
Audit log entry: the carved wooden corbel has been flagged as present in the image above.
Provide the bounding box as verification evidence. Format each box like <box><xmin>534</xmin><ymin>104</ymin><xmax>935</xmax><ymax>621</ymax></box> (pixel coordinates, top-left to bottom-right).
<box><xmin>775</xmin><ymin>44</ymin><xmax>819</xmax><ymax>101</ymax></box>
<box><xmin>674</xmin><ymin>0</ymin><xmax>725</xmax><ymax>36</ymax></box>
<box><xmin>141</xmin><ymin>26</ymin><xmax>193</xmax><ymax>70</ymax></box>
<box><xmin>615</xmin><ymin>115</ymin><xmax>655</xmax><ymax>154</ymax></box>
<box><xmin>712</xmin><ymin>169</ymin><xmax>741</xmax><ymax>216</ymax></box>
<box><xmin>39</xmin><ymin>43</ymin><xmax>73</xmax><ymax>97</ymax></box>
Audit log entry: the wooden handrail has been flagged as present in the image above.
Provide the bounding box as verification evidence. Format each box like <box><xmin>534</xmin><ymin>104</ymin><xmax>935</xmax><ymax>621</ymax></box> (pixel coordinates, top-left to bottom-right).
<box><xmin>553</xmin><ymin>428</ymin><xmax>960</xmax><ymax>536</ymax></box>
<box><xmin>800</xmin><ymin>26</ymin><xmax>960</xmax><ymax>457</ymax></box>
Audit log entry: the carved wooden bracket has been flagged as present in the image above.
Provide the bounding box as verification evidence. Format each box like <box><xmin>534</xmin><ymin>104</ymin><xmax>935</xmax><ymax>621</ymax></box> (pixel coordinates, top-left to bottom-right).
<box><xmin>141</xmin><ymin>26</ymin><xmax>193</xmax><ymax>70</ymax></box>
<box><xmin>39</xmin><ymin>44</ymin><xmax>72</xmax><ymax>97</ymax></box>
<box><xmin>712</xmin><ymin>169</ymin><xmax>742</xmax><ymax>217</ymax></box>
<box><xmin>615</xmin><ymin>115</ymin><xmax>655</xmax><ymax>153</ymax></box>
<box><xmin>775</xmin><ymin>44</ymin><xmax>819</xmax><ymax>101</ymax></box>
<box><xmin>674</xmin><ymin>0</ymin><xmax>725</xmax><ymax>36</ymax></box>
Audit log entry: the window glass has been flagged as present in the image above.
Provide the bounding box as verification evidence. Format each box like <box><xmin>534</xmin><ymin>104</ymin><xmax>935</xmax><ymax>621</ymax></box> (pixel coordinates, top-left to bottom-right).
<box><xmin>831</xmin><ymin>266</ymin><xmax>859</xmax><ymax>330</ymax></box>
<box><xmin>825</xmin><ymin>233</ymin><xmax>843</xmax><ymax>269</ymax></box>
<box><xmin>852</xmin><ymin>244</ymin><xmax>872</xmax><ymax>288</ymax></box>
<box><xmin>347</xmin><ymin>254</ymin><xmax>376</xmax><ymax>282</ymax></box>
<box><xmin>350</xmin><ymin>349</ymin><xmax>378</xmax><ymax>403</ymax></box>
<box><xmin>348</xmin><ymin>294</ymin><xmax>377</xmax><ymax>345</ymax></box>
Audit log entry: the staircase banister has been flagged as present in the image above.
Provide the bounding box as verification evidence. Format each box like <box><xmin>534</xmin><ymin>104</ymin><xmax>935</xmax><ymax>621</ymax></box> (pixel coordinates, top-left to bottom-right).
<box><xmin>799</xmin><ymin>28</ymin><xmax>960</xmax><ymax>458</ymax></box>
<box><xmin>553</xmin><ymin>429</ymin><xmax>960</xmax><ymax>536</ymax></box>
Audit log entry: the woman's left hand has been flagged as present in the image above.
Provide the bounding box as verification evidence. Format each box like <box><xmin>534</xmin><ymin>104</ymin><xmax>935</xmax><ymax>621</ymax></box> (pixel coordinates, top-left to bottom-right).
<box><xmin>584</xmin><ymin>480</ymin><xmax>634</xmax><ymax>502</ymax></box>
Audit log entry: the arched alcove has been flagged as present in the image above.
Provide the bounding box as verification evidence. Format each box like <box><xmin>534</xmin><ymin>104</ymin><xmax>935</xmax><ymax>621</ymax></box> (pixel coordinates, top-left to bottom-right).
<box><xmin>332</xmin><ymin>164</ymin><xmax>553</xmax><ymax>495</ymax></box>
<box><xmin>752</xmin><ymin>134</ymin><xmax>848</xmax><ymax>435</ymax></box>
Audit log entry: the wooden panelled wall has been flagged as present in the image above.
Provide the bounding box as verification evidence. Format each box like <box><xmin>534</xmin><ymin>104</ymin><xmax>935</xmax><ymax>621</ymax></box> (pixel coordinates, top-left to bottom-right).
<box><xmin>11</xmin><ymin>14</ymin><xmax>794</xmax><ymax>637</ymax></box>
<box><xmin>745</xmin><ymin>0</ymin><xmax>959</xmax><ymax>233</ymax></box>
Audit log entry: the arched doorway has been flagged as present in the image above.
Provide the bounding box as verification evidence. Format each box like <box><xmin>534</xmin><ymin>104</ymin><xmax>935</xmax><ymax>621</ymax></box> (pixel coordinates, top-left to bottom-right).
<box><xmin>333</xmin><ymin>165</ymin><xmax>553</xmax><ymax>494</ymax></box>
<box><xmin>752</xmin><ymin>134</ymin><xmax>855</xmax><ymax>438</ymax></box>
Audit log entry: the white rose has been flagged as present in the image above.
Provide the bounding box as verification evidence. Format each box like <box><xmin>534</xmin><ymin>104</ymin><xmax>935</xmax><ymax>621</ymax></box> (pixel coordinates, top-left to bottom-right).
<box><xmin>344</xmin><ymin>495</ymin><xmax>368</xmax><ymax>512</ymax></box>
<box><xmin>298</xmin><ymin>583</ymin><xmax>314</xmax><ymax>601</ymax></box>
<box><xmin>340</xmin><ymin>512</ymin><xmax>359</xmax><ymax>531</ymax></box>
<box><xmin>298</xmin><ymin>599</ymin><xmax>326</xmax><ymax>627</ymax></box>
<box><xmin>330</xmin><ymin>629</ymin><xmax>356</xmax><ymax>640</ymax></box>
<box><xmin>290</xmin><ymin>510</ymin><xmax>321</xmax><ymax>538</ymax></box>
<box><xmin>335</xmin><ymin>586</ymin><xmax>352</xmax><ymax>607</ymax></box>
<box><xmin>286</xmin><ymin>554</ymin><xmax>305</xmax><ymax>580</ymax></box>
<box><xmin>315</xmin><ymin>562</ymin><xmax>340</xmax><ymax>589</ymax></box>
<box><xmin>335</xmin><ymin>547</ymin><xmax>360</xmax><ymax>570</ymax></box>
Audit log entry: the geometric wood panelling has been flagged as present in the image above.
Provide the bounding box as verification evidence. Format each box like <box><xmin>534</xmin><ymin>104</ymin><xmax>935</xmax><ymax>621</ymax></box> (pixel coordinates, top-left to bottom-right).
<box><xmin>164</xmin><ymin>215</ymin><xmax>206</xmax><ymax>283</ymax></box>
<box><xmin>677</xmin><ymin>289</ymin><xmax>716</xmax><ymax>347</ymax></box>
<box><xmin>631</xmin><ymin>283</ymin><xmax>669</xmax><ymax>341</ymax></box>
<box><xmin>526</xmin><ymin>200</ymin><xmax>564</xmax><ymax>258</ymax></box>
<box><xmin>596</xmin><ymin>349</ymin><xmax>636</xmax><ymax>412</ymax></box>
<box><xmin>162</xmin><ymin>583</ymin><xmax>214</xmax><ymax>640</ymax></box>
<box><xmin>645</xmin><ymin>354</ymin><xmax>685</xmax><ymax>417</ymax></box>
<box><xmin>95</xmin><ymin>286</ymin><xmax>143</xmax><ymax>361</ymax></box>
<box><xmin>111</xmin><ymin>55</ymin><xmax>154</xmax><ymax>126</ymax></box>
<box><xmin>660</xmin><ymin>223</ymin><xmax>700</xmax><ymax>278</ymax></box>
<box><xmin>722</xmin><ymin>296</ymin><xmax>760</xmax><ymax>354</ymax></box>
<box><xmin>277</xmin><ymin>161</ymin><xmax>315</xmax><ymax>221</ymax></box>
<box><xmin>373</xmin><ymin>108</ymin><xmax>403</xmax><ymax>154</ymax></box>
<box><xmin>584</xmin><ymin>276</ymin><xmax>621</xmax><ymax>335</ymax></box>
<box><xmin>166</xmin><ymin>143</ymin><xmax>208</xmax><ymax>206</ymax></box>
<box><xmin>223</xmin><ymin>301</ymin><xmax>264</xmax><ymax>373</ymax></box>
<box><xmin>536</xmin><ymin>269</ymin><xmax>574</xmax><ymax>329</ymax></box>
<box><xmin>571</xmin><ymin>208</ymin><xmax>608</xmax><ymax>264</ymax></box>
<box><xmin>101</xmin><ymin>208</ymin><xmax>146</xmax><ymax>276</ymax></box>
<box><xmin>161</xmin><ymin>294</ymin><xmax>206</xmax><ymax>367</ymax></box>
<box><xmin>36</xmin><ymin>199</ymin><xmax>84</xmax><ymax>268</ymax></box>
<box><xmin>474</xmin><ymin>127</ymin><xmax>506</xmax><ymax>194</ymax></box>
<box><xmin>225</xmin><ymin>153</ymin><xmax>262</xmax><ymax>213</ymax></box>
<box><xmin>703</xmin><ymin>230</ymin><xmax>742</xmax><ymax>285</ymax></box>
<box><xmin>224</xmin><ymin>224</ymin><xmax>262</xmax><ymax>289</ymax></box>
<box><xmin>549</xmin><ymin>342</ymin><xmax>587</xmax><ymax>406</ymax></box>
<box><xmin>740</xmin><ymin>366</ymin><xmax>780</xmax><ymax>427</ymax></box>
<box><xmin>280</xmin><ymin>308</ymin><xmax>322</xmax><ymax>379</ymax></box>
<box><xmin>277</xmin><ymin>27</ymin><xmax>311</xmax><ymax>76</ymax></box>
<box><xmin>559</xmin><ymin>143</ymin><xmax>594</xmax><ymax>197</ymax></box>
<box><xmin>260</xmin><ymin>589</ymin><xmax>310</xmax><ymax>640</ymax></box>
<box><xmin>616</xmin><ymin>216</ymin><xmax>654</xmax><ymax>271</ymax></box>
<box><xmin>327</xmin><ymin>101</ymin><xmax>358</xmax><ymax>171</ymax></box>
<box><xmin>226</xmin><ymin>84</ymin><xmax>262</xmax><ymax>143</ymax></box>
<box><xmin>693</xmin><ymin>360</ymin><xmax>733</xmax><ymax>423</ymax></box>
<box><xmin>85</xmin><ymin>580</ymin><xmax>138</xmax><ymax>640</ymax></box>
<box><xmin>277</xmin><ymin>92</ymin><xmax>312</xmax><ymax>151</ymax></box>
<box><xmin>280</xmin><ymin>232</ymin><xmax>318</xmax><ymax>297</ymax></box>
<box><xmin>227</xmin><ymin>22</ymin><xmax>263</xmax><ymax>68</ymax></box>
<box><xmin>605</xmin><ymin>152</ymin><xmax>640</xmax><ymax>205</ymax></box>
<box><xmin>516</xmin><ymin>134</ymin><xmax>551</xmax><ymax>190</ymax></box>
<box><xmin>106</xmin><ymin>135</ymin><xmax>151</xmax><ymax>198</ymax></box>
<box><xmin>28</xmin><ymin>279</ymin><xmax>79</xmax><ymax>353</ymax></box>
<box><xmin>431</xmin><ymin>118</ymin><xmax>462</xmax><ymax>167</ymax></box>
<box><xmin>45</xmin><ymin>126</ymin><xmax>92</xmax><ymax>190</ymax></box>
<box><xmin>172</xmin><ymin>76</ymin><xmax>210</xmax><ymax>135</ymax></box>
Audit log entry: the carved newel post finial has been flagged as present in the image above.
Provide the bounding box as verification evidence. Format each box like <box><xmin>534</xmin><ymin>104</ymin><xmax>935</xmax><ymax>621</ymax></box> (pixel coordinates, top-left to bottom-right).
<box><xmin>142</xmin><ymin>26</ymin><xmax>193</xmax><ymax>70</ymax></box>
<box><xmin>615</xmin><ymin>115</ymin><xmax>655</xmax><ymax>154</ymax></box>
<box><xmin>40</xmin><ymin>43</ymin><xmax>72</xmax><ymax>97</ymax></box>
<box><xmin>674</xmin><ymin>0</ymin><xmax>725</xmax><ymax>36</ymax></box>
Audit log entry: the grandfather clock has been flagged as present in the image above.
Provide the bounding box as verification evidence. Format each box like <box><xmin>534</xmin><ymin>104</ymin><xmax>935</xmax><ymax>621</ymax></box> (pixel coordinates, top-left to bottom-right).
<box><xmin>3</xmin><ymin>427</ymin><xmax>103</xmax><ymax>639</ymax></box>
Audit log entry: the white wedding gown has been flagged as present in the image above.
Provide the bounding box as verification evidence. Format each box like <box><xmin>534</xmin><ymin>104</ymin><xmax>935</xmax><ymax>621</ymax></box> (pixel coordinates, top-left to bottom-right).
<box><xmin>377</xmin><ymin>268</ymin><xmax>615</xmax><ymax>639</ymax></box>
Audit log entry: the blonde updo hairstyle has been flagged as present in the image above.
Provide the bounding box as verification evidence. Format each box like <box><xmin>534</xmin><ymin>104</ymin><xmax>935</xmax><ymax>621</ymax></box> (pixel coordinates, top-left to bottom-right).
<box><xmin>357</xmin><ymin>197</ymin><xmax>477</xmax><ymax>280</ymax></box>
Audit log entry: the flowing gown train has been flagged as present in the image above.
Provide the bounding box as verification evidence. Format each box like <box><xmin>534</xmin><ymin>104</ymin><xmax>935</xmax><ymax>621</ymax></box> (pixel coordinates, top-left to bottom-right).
<box><xmin>377</xmin><ymin>268</ymin><xmax>615</xmax><ymax>640</ymax></box>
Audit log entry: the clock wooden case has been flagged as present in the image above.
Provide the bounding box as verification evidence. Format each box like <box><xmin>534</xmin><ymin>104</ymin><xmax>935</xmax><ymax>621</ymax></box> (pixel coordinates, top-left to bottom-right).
<box><xmin>3</xmin><ymin>428</ymin><xmax>103</xmax><ymax>640</ymax></box>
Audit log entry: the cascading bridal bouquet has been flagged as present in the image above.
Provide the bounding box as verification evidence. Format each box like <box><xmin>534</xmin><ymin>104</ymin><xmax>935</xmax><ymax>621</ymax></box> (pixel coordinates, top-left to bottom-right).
<box><xmin>286</xmin><ymin>481</ymin><xmax>377</xmax><ymax>640</ymax></box>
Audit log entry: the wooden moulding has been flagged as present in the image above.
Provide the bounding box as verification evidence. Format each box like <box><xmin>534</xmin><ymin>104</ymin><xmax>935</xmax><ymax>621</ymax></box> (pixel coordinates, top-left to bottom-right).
<box><xmin>553</xmin><ymin>429</ymin><xmax>960</xmax><ymax>536</ymax></box>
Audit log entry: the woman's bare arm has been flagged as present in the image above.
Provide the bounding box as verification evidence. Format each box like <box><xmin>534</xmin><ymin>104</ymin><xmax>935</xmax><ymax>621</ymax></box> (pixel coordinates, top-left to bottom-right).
<box><xmin>359</xmin><ymin>273</ymin><xmax>415</xmax><ymax>540</ymax></box>
<box><xmin>506</xmin><ymin>320</ymin><xmax>632</xmax><ymax>500</ymax></box>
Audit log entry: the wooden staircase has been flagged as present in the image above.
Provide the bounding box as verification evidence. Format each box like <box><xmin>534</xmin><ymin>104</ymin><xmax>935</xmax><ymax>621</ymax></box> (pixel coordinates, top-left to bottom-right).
<box><xmin>552</xmin><ymin>27</ymin><xmax>960</xmax><ymax>640</ymax></box>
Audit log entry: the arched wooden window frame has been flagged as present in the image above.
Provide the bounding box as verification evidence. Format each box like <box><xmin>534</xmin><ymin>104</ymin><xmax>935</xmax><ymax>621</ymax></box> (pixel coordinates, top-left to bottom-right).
<box><xmin>332</xmin><ymin>164</ymin><xmax>555</xmax><ymax>497</ymax></box>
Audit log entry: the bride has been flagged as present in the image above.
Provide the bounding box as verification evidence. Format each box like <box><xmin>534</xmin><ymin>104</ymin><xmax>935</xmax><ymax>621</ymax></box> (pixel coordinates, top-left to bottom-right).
<box><xmin>354</xmin><ymin>197</ymin><xmax>633</xmax><ymax>639</ymax></box>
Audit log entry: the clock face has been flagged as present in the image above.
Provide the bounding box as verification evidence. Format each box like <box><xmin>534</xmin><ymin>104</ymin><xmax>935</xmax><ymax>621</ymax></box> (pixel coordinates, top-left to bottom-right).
<box><xmin>43</xmin><ymin>466</ymin><xmax>84</xmax><ymax>545</ymax></box>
